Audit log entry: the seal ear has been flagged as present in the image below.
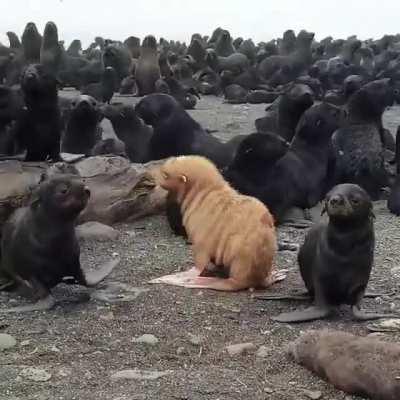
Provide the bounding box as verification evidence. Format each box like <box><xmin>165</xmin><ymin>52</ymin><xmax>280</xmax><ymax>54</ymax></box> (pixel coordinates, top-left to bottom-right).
<box><xmin>179</xmin><ymin>175</ymin><xmax>187</xmax><ymax>184</ymax></box>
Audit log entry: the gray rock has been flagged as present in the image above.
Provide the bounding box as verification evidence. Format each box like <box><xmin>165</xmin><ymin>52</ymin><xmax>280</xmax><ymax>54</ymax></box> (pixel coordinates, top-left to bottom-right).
<box><xmin>0</xmin><ymin>333</ymin><xmax>16</xmax><ymax>351</ymax></box>
<box><xmin>132</xmin><ymin>334</ymin><xmax>159</xmax><ymax>346</ymax></box>
<box><xmin>188</xmin><ymin>333</ymin><xmax>203</xmax><ymax>346</ymax></box>
<box><xmin>176</xmin><ymin>346</ymin><xmax>187</xmax><ymax>355</ymax></box>
<box><xmin>111</xmin><ymin>369</ymin><xmax>171</xmax><ymax>381</ymax></box>
<box><xmin>76</xmin><ymin>221</ymin><xmax>119</xmax><ymax>242</ymax></box>
<box><xmin>226</xmin><ymin>342</ymin><xmax>256</xmax><ymax>356</ymax></box>
<box><xmin>20</xmin><ymin>367</ymin><xmax>52</xmax><ymax>382</ymax></box>
<box><xmin>256</xmin><ymin>345</ymin><xmax>270</xmax><ymax>358</ymax></box>
<box><xmin>302</xmin><ymin>390</ymin><xmax>322</xmax><ymax>400</ymax></box>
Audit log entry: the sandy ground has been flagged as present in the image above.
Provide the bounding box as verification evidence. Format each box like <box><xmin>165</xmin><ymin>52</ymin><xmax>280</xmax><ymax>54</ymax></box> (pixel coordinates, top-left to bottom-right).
<box><xmin>1</xmin><ymin>94</ymin><xmax>400</xmax><ymax>400</ymax></box>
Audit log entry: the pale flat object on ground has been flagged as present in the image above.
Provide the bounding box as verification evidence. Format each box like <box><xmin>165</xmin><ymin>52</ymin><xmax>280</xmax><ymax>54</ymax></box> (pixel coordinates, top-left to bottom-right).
<box><xmin>149</xmin><ymin>267</ymin><xmax>287</xmax><ymax>290</ymax></box>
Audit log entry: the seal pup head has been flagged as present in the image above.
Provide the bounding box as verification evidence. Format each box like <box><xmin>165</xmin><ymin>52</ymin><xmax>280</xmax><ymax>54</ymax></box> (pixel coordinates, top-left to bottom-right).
<box><xmin>323</xmin><ymin>183</ymin><xmax>373</xmax><ymax>220</ymax></box>
<box><xmin>159</xmin><ymin>155</ymin><xmax>225</xmax><ymax>197</ymax></box>
<box><xmin>31</xmin><ymin>175</ymin><xmax>90</xmax><ymax>220</ymax></box>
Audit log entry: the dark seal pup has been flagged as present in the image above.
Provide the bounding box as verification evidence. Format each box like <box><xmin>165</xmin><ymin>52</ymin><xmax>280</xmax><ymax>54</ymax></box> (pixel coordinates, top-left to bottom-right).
<box><xmin>387</xmin><ymin>126</ymin><xmax>400</xmax><ymax>215</ymax></box>
<box><xmin>61</xmin><ymin>95</ymin><xmax>102</xmax><ymax>155</ymax></box>
<box><xmin>258</xmin><ymin>184</ymin><xmax>397</xmax><ymax>322</ymax></box>
<box><xmin>135</xmin><ymin>35</ymin><xmax>161</xmax><ymax>96</ymax></box>
<box><xmin>0</xmin><ymin>174</ymin><xmax>119</xmax><ymax>313</ymax></box>
<box><xmin>13</xmin><ymin>64</ymin><xmax>61</xmax><ymax>161</ymax></box>
<box><xmin>135</xmin><ymin>94</ymin><xmax>235</xmax><ymax>168</ymax></box>
<box><xmin>40</xmin><ymin>21</ymin><xmax>62</xmax><ymax>76</ymax></box>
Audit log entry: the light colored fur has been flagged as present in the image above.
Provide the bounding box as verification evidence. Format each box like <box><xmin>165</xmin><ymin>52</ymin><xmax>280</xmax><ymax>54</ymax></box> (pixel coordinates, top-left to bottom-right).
<box><xmin>158</xmin><ymin>155</ymin><xmax>277</xmax><ymax>291</ymax></box>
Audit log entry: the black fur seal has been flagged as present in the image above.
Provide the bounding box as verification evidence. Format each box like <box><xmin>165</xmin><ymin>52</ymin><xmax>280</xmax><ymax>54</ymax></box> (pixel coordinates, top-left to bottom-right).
<box><xmin>258</xmin><ymin>184</ymin><xmax>397</xmax><ymax>322</ymax></box>
<box><xmin>22</xmin><ymin>22</ymin><xmax>42</xmax><ymax>64</ymax></box>
<box><xmin>332</xmin><ymin>79</ymin><xmax>393</xmax><ymax>200</ymax></box>
<box><xmin>136</xmin><ymin>35</ymin><xmax>161</xmax><ymax>96</ymax></box>
<box><xmin>0</xmin><ymin>174</ymin><xmax>119</xmax><ymax>313</ymax></box>
<box><xmin>40</xmin><ymin>21</ymin><xmax>62</xmax><ymax>76</ymax></box>
<box><xmin>61</xmin><ymin>95</ymin><xmax>102</xmax><ymax>155</ymax></box>
<box><xmin>13</xmin><ymin>64</ymin><xmax>61</xmax><ymax>161</ymax></box>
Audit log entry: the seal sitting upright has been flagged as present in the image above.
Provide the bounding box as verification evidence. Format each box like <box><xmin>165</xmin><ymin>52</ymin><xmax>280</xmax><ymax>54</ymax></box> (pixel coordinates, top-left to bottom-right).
<box><xmin>258</xmin><ymin>184</ymin><xmax>397</xmax><ymax>322</ymax></box>
<box><xmin>0</xmin><ymin>174</ymin><xmax>119</xmax><ymax>313</ymax></box>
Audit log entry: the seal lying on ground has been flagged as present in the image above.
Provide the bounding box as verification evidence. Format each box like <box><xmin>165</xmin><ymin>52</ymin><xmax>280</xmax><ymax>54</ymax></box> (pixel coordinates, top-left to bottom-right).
<box><xmin>157</xmin><ymin>155</ymin><xmax>284</xmax><ymax>291</ymax></box>
<box><xmin>0</xmin><ymin>174</ymin><xmax>119</xmax><ymax>313</ymax></box>
<box><xmin>258</xmin><ymin>183</ymin><xmax>397</xmax><ymax>322</ymax></box>
<box><xmin>288</xmin><ymin>329</ymin><xmax>400</xmax><ymax>400</ymax></box>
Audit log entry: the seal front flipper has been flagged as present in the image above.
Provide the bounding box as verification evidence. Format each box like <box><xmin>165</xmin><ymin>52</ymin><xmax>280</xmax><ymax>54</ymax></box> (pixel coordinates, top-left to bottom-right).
<box><xmin>84</xmin><ymin>258</ymin><xmax>120</xmax><ymax>287</ymax></box>
<box><xmin>272</xmin><ymin>305</ymin><xmax>333</xmax><ymax>323</ymax></box>
<box><xmin>0</xmin><ymin>294</ymin><xmax>56</xmax><ymax>313</ymax></box>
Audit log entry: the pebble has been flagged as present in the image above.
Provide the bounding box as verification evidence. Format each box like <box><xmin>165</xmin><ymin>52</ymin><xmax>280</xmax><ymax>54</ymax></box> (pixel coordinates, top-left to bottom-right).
<box><xmin>20</xmin><ymin>340</ymin><xmax>31</xmax><ymax>347</ymax></box>
<box><xmin>188</xmin><ymin>334</ymin><xmax>203</xmax><ymax>346</ymax></box>
<box><xmin>302</xmin><ymin>389</ymin><xmax>322</xmax><ymax>400</ymax></box>
<box><xmin>256</xmin><ymin>345</ymin><xmax>270</xmax><ymax>358</ymax></box>
<box><xmin>264</xmin><ymin>387</ymin><xmax>274</xmax><ymax>394</ymax></box>
<box><xmin>226</xmin><ymin>342</ymin><xmax>256</xmax><ymax>356</ymax></box>
<box><xmin>57</xmin><ymin>368</ymin><xmax>72</xmax><ymax>377</ymax></box>
<box><xmin>75</xmin><ymin>221</ymin><xmax>119</xmax><ymax>242</ymax></box>
<box><xmin>20</xmin><ymin>367</ymin><xmax>52</xmax><ymax>382</ymax></box>
<box><xmin>111</xmin><ymin>369</ymin><xmax>171</xmax><ymax>381</ymax></box>
<box><xmin>132</xmin><ymin>334</ymin><xmax>159</xmax><ymax>346</ymax></box>
<box><xmin>100</xmin><ymin>312</ymin><xmax>115</xmax><ymax>321</ymax></box>
<box><xmin>0</xmin><ymin>334</ymin><xmax>16</xmax><ymax>351</ymax></box>
<box><xmin>176</xmin><ymin>346</ymin><xmax>187</xmax><ymax>355</ymax></box>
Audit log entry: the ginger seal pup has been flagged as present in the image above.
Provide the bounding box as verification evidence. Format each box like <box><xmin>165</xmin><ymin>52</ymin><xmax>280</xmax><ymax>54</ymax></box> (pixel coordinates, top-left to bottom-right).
<box><xmin>158</xmin><ymin>155</ymin><xmax>285</xmax><ymax>291</ymax></box>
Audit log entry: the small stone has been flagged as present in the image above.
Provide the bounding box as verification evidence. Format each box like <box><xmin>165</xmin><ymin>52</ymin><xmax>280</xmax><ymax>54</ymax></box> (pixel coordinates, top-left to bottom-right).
<box><xmin>50</xmin><ymin>345</ymin><xmax>60</xmax><ymax>353</ymax></box>
<box><xmin>75</xmin><ymin>221</ymin><xmax>119</xmax><ymax>242</ymax></box>
<box><xmin>132</xmin><ymin>334</ymin><xmax>159</xmax><ymax>346</ymax></box>
<box><xmin>302</xmin><ymin>389</ymin><xmax>322</xmax><ymax>399</ymax></box>
<box><xmin>100</xmin><ymin>312</ymin><xmax>115</xmax><ymax>321</ymax></box>
<box><xmin>226</xmin><ymin>342</ymin><xmax>256</xmax><ymax>356</ymax></box>
<box><xmin>111</xmin><ymin>369</ymin><xmax>171</xmax><ymax>381</ymax></box>
<box><xmin>20</xmin><ymin>367</ymin><xmax>52</xmax><ymax>382</ymax></box>
<box><xmin>57</xmin><ymin>368</ymin><xmax>72</xmax><ymax>377</ymax></box>
<box><xmin>0</xmin><ymin>334</ymin><xmax>17</xmax><ymax>351</ymax></box>
<box><xmin>84</xmin><ymin>371</ymin><xmax>94</xmax><ymax>380</ymax></box>
<box><xmin>256</xmin><ymin>345</ymin><xmax>270</xmax><ymax>358</ymax></box>
<box><xmin>264</xmin><ymin>387</ymin><xmax>274</xmax><ymax>394</ymax></box>
<box><xmin>188</xmin><ymin>334</ymin><xmax>203</xmax><ymax>346</ymax></box>
<box><xmin>176</xmin><ymin>347</ymin><xmax>186</xmax><ymax>355</ymax></box>
<box><xmin>20</xmin><ymin>340</ymin><xmax>31</xmax><ymax>347</ymax></box>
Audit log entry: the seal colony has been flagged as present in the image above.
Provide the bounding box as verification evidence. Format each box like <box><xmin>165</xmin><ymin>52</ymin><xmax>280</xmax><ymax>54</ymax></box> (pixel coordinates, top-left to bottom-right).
<box><xmin>1</xmin><ymin>21</ymin><xmax>400</xmax><ymax>400</ymax></box>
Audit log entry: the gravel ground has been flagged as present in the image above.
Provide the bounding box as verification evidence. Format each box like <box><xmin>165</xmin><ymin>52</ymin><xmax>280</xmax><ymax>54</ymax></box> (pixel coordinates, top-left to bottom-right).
<box><xmin>0</xmin><ymin>95</ymin><xmax>400</xmax><ymax>400</ymax></box>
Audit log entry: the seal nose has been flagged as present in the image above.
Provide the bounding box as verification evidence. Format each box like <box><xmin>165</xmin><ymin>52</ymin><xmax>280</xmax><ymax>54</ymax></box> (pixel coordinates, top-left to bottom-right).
<box><xmin>329</xmin><ymin>194</ymin><xmax>344</xmax><ymax>206</ymax></box>
<box><xmin>83</xmin><ymin>186</ymin><xmax>91</xmax><ymax>198</ymax></box>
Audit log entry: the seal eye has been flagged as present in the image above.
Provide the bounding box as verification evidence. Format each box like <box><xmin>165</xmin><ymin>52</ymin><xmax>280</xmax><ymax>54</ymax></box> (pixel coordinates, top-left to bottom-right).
<box><xmin>351</xmin><ymin>198</ymin><xmax>360</xmax><ymax>205</ymax></box>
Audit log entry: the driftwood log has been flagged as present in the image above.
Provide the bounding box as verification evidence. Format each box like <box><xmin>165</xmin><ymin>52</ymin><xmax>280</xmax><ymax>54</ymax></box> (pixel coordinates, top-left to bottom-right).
<box><xmin>0</xmin><ymin>156</ymin><xmax>167</xmax><ymax>229</ymax></box>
